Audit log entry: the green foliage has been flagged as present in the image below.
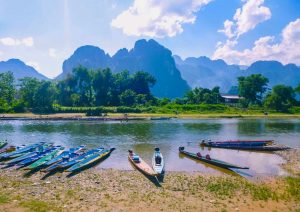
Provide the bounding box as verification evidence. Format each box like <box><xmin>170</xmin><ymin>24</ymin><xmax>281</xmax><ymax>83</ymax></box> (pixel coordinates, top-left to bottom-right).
<box><xmin>238</xmin><ymin>74</ymin><xmax>269</xmax><ymax>106</ymax></box>
<box><xmin>0</xmin><ymin>72</ymin><xmax>15</xmax><ymax>112</ymax></box>
<box><xmin>184</xmin><ymin>86</ymin><xmax>223</xmax><ymax>104</ymax></box>
<box><xmin>19</xmin><ymin>78</ymin><xmax>57</xmax><ymax>113</ymax></box>
<box><xmin>295</xmin><ymin>84</ymin><xmax>300</xmax><ymax>94</ymax></box>
<box><xmin>56</xmin><ymin>67</ymin><xmax>156</xmax><ymax>107</ymax></box>
<box><xmin>119</xmin><ymin>89</ymin><xmax>137</xmax><ymax>106</ymax></box>
<box><xmin>264</xmin><ymin>85</ymin><xmax>296</xmax><ymax>112</ymax></box>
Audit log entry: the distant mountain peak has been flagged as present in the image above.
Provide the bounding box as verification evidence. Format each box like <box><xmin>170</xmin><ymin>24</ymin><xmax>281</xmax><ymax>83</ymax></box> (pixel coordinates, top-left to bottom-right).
<box><xmin>58</xmin><ymin>39</ymin><xmax>190</xmax><ymax>98</ymax></box>
<box><xmin>0</xmin><ymin>58</ymin><xmax>48</xmax><ymax>80</ymax></box>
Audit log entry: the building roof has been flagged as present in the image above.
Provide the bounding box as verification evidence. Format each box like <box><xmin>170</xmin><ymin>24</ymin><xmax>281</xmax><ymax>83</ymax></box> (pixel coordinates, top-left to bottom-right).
<box><xmin>221</xmin><ymin>94</ymin><xmax>241</xmax><ymax>99</ymax></box>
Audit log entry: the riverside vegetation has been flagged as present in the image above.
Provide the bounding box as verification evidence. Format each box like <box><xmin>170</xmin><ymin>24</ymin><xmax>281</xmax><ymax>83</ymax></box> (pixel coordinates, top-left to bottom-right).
<box><xmin>1</xmin><ymin>66</ymin><xmax>300</xmax><ymax>116</ymax></box>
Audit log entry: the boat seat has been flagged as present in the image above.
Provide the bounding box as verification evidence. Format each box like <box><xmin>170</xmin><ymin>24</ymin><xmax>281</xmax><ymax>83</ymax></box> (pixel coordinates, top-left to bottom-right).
<box><xmin>132</xmin><ymin>155</ymin><xmax>140</xmax><ymax>163</ymax></box>
<box><xmin>155</xmin><ymin>156</ymin><xmax>162</xmax><ymax>165</ymax></box>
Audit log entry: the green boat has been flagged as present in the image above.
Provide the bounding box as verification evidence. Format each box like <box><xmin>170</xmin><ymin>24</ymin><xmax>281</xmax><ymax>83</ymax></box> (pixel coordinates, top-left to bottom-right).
<box><xmin>25</xmin><ymin>146</ymin><xmax>65</xmax><ymax>170</ymax></box>
<box><xmin>0</xmin><ymin>141</ymin><xmax>8</xmax><ymax>149</ymax></box>
<box><xmin>179</xmin><ymin>147</ymin><xmax>249</xmax><ymax>170</ymax></box>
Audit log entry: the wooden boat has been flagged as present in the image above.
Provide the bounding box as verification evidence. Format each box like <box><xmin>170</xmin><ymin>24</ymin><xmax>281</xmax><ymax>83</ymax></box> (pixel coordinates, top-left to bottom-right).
<box><xmin>128</xmin><ymin>150</ymin><xmax>157</xmax><ymax>176</ymax></box>
<box><xmin>179</xmin><ymin>147</ymin><xmax>249</xmax><ymax>170</ymax></box>
<box><xmin>201</xmin><ymin>140</ymin><xmax>272</xmax><ymax>147</ymax></box>
<box><xmin>44</xmin><ymin>145</ymin><xmax>85</xmax><ymax>167</ymax></box>
<box><xmin>205</xmin><ymin>139</ymin><xmax>273</xmax><ymax>143</ymax></box>
<box><xmin>0</xmin><ymin>146</ymin><xmax>16</xmax><ymax>154</ymax></box>
<box><xmin>66</xmin><ymin>148</ymin><xmax>115</xmax><ymax>172</ymax></box>
<box><xmin>0</xmin><ymin>141</ymin><xmax>8</xmax><ymax>149</ymax></box>
<box><xmin>150</xmin><ymin>117</ymin><xmax>171</xmax><ymax>120</ymax></box>
<box><xmin>152</xmin><ymin>148</ymin><xmax>165</xmax><ymax>175</ymax></box>
<box><xmin>25</xmin><ymin>146</ymin><xmax>65</xmax><ymax>170</ymax></box>
<box><xmin>202</xmin><ymin>145</ymin><xmax>290</xmax><ymax>151</ymax></box>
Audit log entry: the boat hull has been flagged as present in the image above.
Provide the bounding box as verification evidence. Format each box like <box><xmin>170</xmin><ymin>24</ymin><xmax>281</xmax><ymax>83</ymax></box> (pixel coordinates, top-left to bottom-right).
<box><xmin>129</xmin><ymin>151</ymin><xmax>157</xmax><ymax>177</ymax></box>
<box><xmin>179</xmin><ymin>147</ymin><xmax>249</xmax><ymax>170</ymax></box>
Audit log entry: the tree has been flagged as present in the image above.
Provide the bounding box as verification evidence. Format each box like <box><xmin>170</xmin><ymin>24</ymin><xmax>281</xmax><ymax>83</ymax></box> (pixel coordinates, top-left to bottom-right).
<box><xmin>130</xmin><ymin>71</ymin><xmax>156</xmax><ymax>95</ymax></box>
<box><xmin>119</xmin><ymin>89</ymin><xmax>137</xmax><ymax>106</ymax></box>
<box><xmin>93</xmin><ymin>68</ymin><xmax>114</xmax><ymax>106</ymax></box>
<box><xmin>238</xmin><ymin>74</ymin><xmax>269</xmax><ymax>106</ymax></box>
<box><xmin>19</xmin><ymin>77</ymin><xmax>41</xmax><ymax>108</ymax></box>
<box><xmin>295</xmin><ymin>84</ymin><xmax>300</xmax><ymax>94</ymax></box>
<box><xmin>32</xmin><ymin>81</ymin><xmax>58</xmax><ymax>112</ymax></box>
<box><xmin>264</xmin><ymin>85</ymin><xmax>296</xmax><ymax>112</ymax></box>
<box><xmin>19</xmin><ymin>78</ymin><xmax>57</xmax><ymax>113</ymax></box>
<box><xmin>0</xmin><ymin>72</ymin><xmax>15</xmax><ymax>105</ymax></box>
<box><xmin>72</xmin><ymin>66</ymin><xmax>94</xmax><ymax>106</ymax></box>
<box><xmin>184</xmin><ymin>86</ymin><xmax>222</xmax><ymax>104</ymax></box>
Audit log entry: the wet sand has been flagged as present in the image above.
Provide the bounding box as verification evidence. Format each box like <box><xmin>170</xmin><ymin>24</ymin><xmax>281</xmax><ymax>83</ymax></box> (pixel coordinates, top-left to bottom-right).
<box><xmin>0</xmin><ymin>150</ymin><xmax>299</xmax><ymax>212</ymax></box>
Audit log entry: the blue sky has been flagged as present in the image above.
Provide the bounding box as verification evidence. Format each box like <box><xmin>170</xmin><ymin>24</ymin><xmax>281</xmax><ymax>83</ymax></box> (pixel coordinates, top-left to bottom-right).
<box><xmin>0</xmin><ymin>0</ymin><xmax>299</xmax><ymax>78</ymax></box>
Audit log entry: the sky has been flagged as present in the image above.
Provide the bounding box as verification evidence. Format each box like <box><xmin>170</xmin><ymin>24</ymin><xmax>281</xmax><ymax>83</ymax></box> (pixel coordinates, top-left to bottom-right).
<box><xmin>0</xmin><ymin>0</ymin><xmax>300</xmax><ymax>78</ymax></box>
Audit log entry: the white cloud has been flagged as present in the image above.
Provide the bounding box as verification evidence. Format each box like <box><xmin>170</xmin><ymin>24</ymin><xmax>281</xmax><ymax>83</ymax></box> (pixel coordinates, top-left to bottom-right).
<box><xmin>22</xmin><ymin>37</ymin><xmax>34</xmax><ymax>47</ymax></box>
<box><xmin>111</xmin><ymin>0</ymin><xmax>212</xmax><ymax>38</ymax></box>
<box><xmin>48</xmin><ymin>48</ymin><xmax>57</xmax><ymax>58</ymax></box>
<box><xmin>218</xmin><ymin>20</ymin><xmax>234</xmax><ymax>38</ymax></box>
<box><xmin>0</xmin><ymin>36</ymin><xmax>34</xmax><ymax>47</ymax></box>
<box><xmin>213</xmin><ymin>19</ymin><xmax>300</xmax><ymax>65</ymax></box>
<box><xmin>219</xmin><ymin>0</ymin><xmax>271</xmax><ymax>38</ymax></box>
<box><xmin>26</xmin><ymin>61</ymin><xmax>40</xmax><ymax>70</ymax></box>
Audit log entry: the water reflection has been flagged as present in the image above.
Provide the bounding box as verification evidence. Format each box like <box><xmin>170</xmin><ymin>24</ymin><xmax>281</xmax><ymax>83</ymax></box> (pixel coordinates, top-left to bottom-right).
<box><xmin>1</xmin><ymin>119</ymin><xmax>299</xmax><ymax>176</ymax></box>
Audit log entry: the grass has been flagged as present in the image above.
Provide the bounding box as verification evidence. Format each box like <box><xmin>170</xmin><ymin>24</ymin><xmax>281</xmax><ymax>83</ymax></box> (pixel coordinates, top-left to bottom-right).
<box><xmin>20</xmin><ymin>200</ymin><xmax>60</xmax><ymax>212</ymax></box>
<box><xmin>206</xmin><ymin>178</ymin><xmax>240</xmax><ymax>197</ymax></box>
<box><xmin>0</xmin><ymin>194</ymin><xmax>10</xmax><ymax>204</ymax></box>
<box><xmin>285</xmin><ymin>177</ymin><xmax>300</xmax><ymax>201</ymax></box>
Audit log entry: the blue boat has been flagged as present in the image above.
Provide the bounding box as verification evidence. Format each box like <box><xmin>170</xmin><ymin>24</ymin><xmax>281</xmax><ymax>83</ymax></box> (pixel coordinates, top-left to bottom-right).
<box><xmin>66</xmin><ymin>148</ymin><xmax>115</xmax><ymax>172</ymax></box>
<box><xmin>44</xmin><ymin>145</ymin><xmax>85</xmax><ymax>167</ymax></box>
<box><xmin>16</xmin><ymin>146</ymin><xmax>58</xmax><ymax>167</ymax></box>
<box><xmin>44</xmin><ymin>152</ymin><xmax>83</xmax><ymax>172</ymax></box>
<box><xmin>4</xmin><ymin>143</ymin><xmax>53</xmax><ymax>166</ymax></box>
<box><xmin>0</xmin><ymin>142</ymin><xmax>45</xmax><ymax>159</ymax></box>
<box><xmin>58</xmin><ymin>147</ymin><xmax>104</xmax><ymax>170</ymax></box>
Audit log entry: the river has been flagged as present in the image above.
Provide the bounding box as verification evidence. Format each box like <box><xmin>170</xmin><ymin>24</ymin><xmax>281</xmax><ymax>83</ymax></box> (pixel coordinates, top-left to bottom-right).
<box><xmin>1</xmin><ymin>118</ymin><xmax>299</xmax><ymax>176</ymax></box>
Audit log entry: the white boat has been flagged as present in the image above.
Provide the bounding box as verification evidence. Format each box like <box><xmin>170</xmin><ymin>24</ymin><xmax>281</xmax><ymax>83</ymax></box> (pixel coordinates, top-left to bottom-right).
<box><xmin>152</xmin><ymin>147</ymin><xmax>165</xmax><ymax>175</ymax></box>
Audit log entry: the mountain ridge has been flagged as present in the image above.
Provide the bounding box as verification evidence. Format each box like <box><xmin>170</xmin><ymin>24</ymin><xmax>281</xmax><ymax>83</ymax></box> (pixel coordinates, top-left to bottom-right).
<box><xmin>1</xmin><ymin>39</ymin><xmax>300</xmax><ymax>97</ymax></box>
<box><xmin>0</xmin><ymin>59</ymin><xmax>48</xmax><ymax>81</ymax></box>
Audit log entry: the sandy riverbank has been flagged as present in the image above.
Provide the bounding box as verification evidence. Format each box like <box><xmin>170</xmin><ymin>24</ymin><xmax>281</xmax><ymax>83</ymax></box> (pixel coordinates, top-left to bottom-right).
<box><xmin>1</xmin><ymin>112</ymin><xmax>300</xmax><ymax>120</ymax></box>
<box><xmin>0</xmin><ymin>169</ymin><xmax>299</xmax><ymax>212</ymax></box>
<box><xmin>0</xmin><ymin>150</ymin><xmax>299</xmax><ymax>212</ymax></box>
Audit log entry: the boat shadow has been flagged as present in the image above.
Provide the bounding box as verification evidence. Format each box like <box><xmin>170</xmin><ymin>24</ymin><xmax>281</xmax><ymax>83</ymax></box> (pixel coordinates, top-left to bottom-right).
<box><xmin>128</xmin><ymin>161</ymin><xmax>161</xmax><ymax>187</ymax></box>
<box><xmin>66</xmin><ymin>153</ymin><xmax>112</xmax><ymax>178</ymax></box>
<box><xmin>40</xmin><ymin>168</ymin><xmax>62</xmax><ymax>180</ymax></box>
<box><xmin>23</xmin><ymin>166</ymin><xmax>45</xmax><ymax>178</ymax></box>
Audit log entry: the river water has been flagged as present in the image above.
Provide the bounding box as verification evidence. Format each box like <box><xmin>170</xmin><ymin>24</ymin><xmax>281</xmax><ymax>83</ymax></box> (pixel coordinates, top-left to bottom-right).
<box><xmin>1</xmin><ymin>118</ymin><xmax>299</xmax><ymax>176</ymax></box>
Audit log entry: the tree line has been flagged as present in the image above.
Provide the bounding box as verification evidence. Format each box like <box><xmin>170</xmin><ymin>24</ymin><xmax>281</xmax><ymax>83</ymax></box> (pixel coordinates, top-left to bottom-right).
<box><xmin>0</xmin><ymin>66</ymin><xmax>300</xmax><ymax>114</ymax></box>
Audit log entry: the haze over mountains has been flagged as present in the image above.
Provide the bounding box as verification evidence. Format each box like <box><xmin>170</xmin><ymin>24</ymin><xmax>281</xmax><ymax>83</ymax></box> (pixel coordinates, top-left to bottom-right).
<box><xmin>1</xmin><ymin>39</ymin><xmax>300</xmax><ymax>98</ymax></box>
<box><xmin>0</xmin><ymin>59</ymin><xmax>48</xmax><ymax>81</ymax></box>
